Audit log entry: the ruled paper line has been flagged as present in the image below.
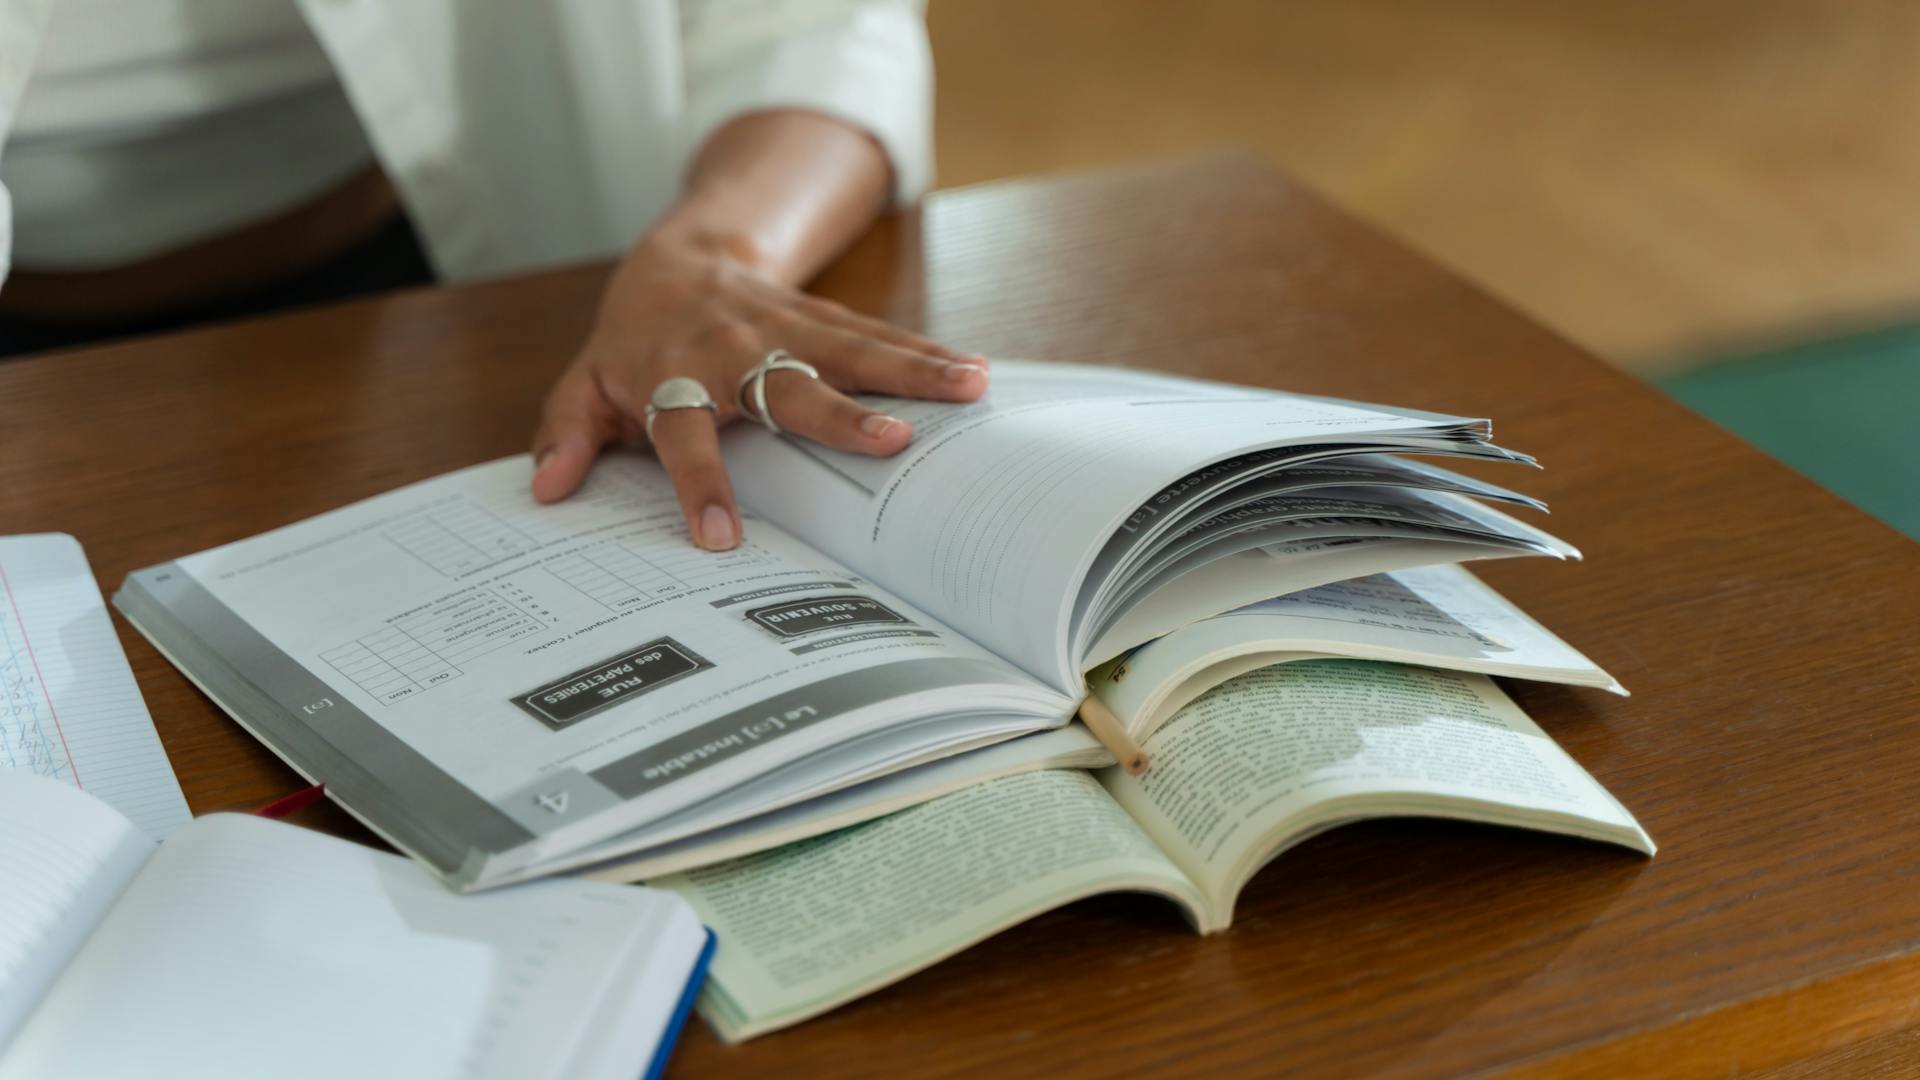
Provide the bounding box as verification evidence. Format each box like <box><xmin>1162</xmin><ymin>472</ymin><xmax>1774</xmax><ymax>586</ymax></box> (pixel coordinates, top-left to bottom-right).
<box><xmin>0</xmin><ymin>556</ymin><xmax>82</xmax><ymax>787</ymax></box>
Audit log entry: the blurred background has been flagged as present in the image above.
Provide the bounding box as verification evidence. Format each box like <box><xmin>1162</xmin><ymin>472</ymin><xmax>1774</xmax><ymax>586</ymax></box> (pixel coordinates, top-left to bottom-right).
<box><xmin>927</xmin><ymin>0</ymin><xmax>1919</xmax><ymax>537</ymax></box>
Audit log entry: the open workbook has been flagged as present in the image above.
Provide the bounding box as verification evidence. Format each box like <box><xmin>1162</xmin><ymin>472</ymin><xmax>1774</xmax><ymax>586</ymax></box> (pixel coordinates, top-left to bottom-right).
<box><xmin>117</xmin><ymin>361</ymin><xmax>1579</xmax><ymax>891</ymax></box>
<box><xmin>654</xmin><ymin>659</ymin><xmax>1655</xmax><ymax>1041</ymax></box>
<box><xmin>0</xmin><ymin>774</ymin><xmax>712</xmax><ymax>1080</ymax></box>
<box><xmin>566</xmin><ymin>561</ymin><xmax>1628</xmax><ymax>882</ymax></box>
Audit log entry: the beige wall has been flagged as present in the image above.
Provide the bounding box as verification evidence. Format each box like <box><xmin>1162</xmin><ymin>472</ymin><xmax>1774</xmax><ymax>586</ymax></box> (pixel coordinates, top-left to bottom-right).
<box><xmin>929</xmin><ymin>1</ymin><xmax>1920</xmax><ymax>370</ymax></box>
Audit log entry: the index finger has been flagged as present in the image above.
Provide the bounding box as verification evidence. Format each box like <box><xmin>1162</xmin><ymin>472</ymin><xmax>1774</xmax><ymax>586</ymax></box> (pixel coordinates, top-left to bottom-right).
<box><xmin>531</xmin><ymin>365</ymin><xmax>629</xmax><ymax>503</ymax></box>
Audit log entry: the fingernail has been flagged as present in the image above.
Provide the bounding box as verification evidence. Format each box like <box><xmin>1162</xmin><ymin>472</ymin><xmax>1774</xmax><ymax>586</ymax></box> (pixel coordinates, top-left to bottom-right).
<box><xmin>943</xmin><ymin>361</ymin><xmax>987</xmax><ymax>382</ymax></box>
<box><xmin>860</xmin><ymin>414</ymin><xmax>902</xmax><ymax>438</ymax></box>
<box><xmin>699</xmin><ymin>504</ymin><xmax>738</xmax><ymax>550</ymax></box>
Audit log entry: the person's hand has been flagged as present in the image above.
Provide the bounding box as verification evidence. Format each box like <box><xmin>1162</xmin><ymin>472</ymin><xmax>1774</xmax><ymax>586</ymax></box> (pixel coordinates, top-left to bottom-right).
<box><xmin>531</xmin><ymin>230</ymin><xmax>988</xmax><ymax>549</ymax></box>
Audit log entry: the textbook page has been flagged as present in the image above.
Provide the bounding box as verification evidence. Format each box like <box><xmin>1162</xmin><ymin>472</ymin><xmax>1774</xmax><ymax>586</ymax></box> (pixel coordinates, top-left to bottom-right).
<box><xmin>1074</xmin><ymin>456</ymin><xmax>1548</xmax><ymax>635</ymax></box>
<box><xmin>0</xmin><ymin>812</ymin><xmax>703</xmax><ymax>1080</ymax></box>
<box><xmin>723</xmin><ymin>361</ymin><xmax>1449</xmax><ymax>689</ymax></box>
<box><xmin>1097</xmin><ymin>564</ymin><xmax>1624</xmax><ymax>736</ymax></box>
<box><xmin>1083</xmin><ymin>535</ymin><xmax>1541</xmax><ymax>668</ymax></box>
<box><xmin>1220</xmin><ymin>565</ymin><xmax>1618</xmax><ymax>686</ymax></box>
<box><xmin>1089</xmin><ymin>489</ymin><xmax>1572</xmax><ymax>640</ymax></box>
<box><xmin>1101</xmin><ymin>661</ymin><xmax>1651</xmax><ymax>923</ymax></box>
<box><xmin>657</xmin><ymin>769</ymin><xmax>1204</xmax><ymax>1041</ymax></box>
<box><xmin>0</xmin><ymin>775</ymin><xmax>153</xmax><ymax>1053</ymax></box>
<box><xmin>127</xmin><ymin>455</ymin><xmax>1066</xmax><ymax>886</ymax></box>
<box><xmin>576</xmin><ymin>724</ymin><xmax>1106</xmax><ymax>883</ymax></box>
<box><xmin>0</xmin><ymin>534</ymin><xmax>190</xmax><ymax>838</ymax></box>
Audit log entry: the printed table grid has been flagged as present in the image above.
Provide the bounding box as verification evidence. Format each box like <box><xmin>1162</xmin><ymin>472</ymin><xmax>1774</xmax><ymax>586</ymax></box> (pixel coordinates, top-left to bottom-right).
<box><xmin>321</xmin><ymin>590</ymin><xmax>542</xmax><ymax>703</ymax></box>
<box><xmin>383</xmin><ymin>500</ymin><xmax>539</xmax><ymax>578</ymax></box>
<box><xmin>545</xmin><ymin>540</ymin><xmax>779</xmax><ymax>611</ymax></box>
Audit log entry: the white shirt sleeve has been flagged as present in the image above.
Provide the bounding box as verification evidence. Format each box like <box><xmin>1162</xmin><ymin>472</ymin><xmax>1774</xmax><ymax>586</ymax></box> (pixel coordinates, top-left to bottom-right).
<box><xmin>0</xmin><ymin>0</ymin><xmax>55</xmax><ymax>290</ymax></box>
<box><xmin>679</xmin><ymin>0</ymin><xmax>933</xmax><ymax>203</ymax></box>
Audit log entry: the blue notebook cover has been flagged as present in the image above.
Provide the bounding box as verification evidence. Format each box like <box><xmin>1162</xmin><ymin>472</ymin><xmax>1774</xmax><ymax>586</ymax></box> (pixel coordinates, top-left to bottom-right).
<box><xmin>642</xmin><ymin>928</ymin><xmax>717</xmax><ymax>1080</ymax></box>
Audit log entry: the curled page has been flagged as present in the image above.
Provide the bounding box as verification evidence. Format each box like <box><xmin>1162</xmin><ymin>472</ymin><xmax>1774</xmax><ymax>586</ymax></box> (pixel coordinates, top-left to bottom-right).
<box><xmin>723</xmin><ymin>360</ymin><xmax>1536</xmax><ymax>690</ymax></box>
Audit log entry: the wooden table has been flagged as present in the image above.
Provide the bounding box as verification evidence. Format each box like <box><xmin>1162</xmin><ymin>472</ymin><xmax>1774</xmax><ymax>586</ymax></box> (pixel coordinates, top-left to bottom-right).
<box><xmin>5</xmin><ymin>157</ymin><xmax>1918</xmax><ymax>1078</ymax></box>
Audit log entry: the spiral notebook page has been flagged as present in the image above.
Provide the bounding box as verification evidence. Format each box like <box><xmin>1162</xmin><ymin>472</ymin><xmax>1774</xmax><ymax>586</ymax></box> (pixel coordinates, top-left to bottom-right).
<box><xmin>0</xmin><ymin>534</ymin><xmax>190</xmax><ymax>838</ymax></box>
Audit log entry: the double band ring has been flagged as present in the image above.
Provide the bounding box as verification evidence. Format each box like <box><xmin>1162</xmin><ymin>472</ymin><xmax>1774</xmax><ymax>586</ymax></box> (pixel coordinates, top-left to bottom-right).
<box><xmin>643</xmin><ymin>376</ymin><xmax>719</xmax><ymax>441</ymax></box>
<box><xmin>735</xmin><ymin>349</ymin><xmax>821</xmax><ymax>437</ymax></box>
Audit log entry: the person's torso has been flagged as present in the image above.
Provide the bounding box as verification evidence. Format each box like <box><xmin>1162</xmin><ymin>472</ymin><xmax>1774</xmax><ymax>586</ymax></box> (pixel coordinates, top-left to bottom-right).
<box><xmin>3</xmin><ymin>0</ymin><xmax>375</xmax><ymax>271</ymax></box>
<box><xmin>1</xmin><ymin>0</ymin><xmax>783</xmax><ymax>293</ymax></box>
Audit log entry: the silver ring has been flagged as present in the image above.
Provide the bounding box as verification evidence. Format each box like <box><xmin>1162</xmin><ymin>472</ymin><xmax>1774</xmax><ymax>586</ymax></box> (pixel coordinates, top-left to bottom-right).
<box><xmin>643</xmin><ymin>376</ymin><xmax>718</xmax><ymax>441</ymax></box>
<box><xmin>735</xmin><ymin>349</ymin><xmax>820</xmax><ymax>437</ymax></box>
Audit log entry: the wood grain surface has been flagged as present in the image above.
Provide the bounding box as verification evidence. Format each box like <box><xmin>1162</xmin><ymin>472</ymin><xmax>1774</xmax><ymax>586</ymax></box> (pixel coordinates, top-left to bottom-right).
<box><xmin>929</xmin><ymin>1</ymin><xmax>1920</xmax><ymax>367</ymax></box>
<box><xmin>3</xmin><ymin>157</ymin><xmax>1916</xmax><ymax>1078</ymax></box>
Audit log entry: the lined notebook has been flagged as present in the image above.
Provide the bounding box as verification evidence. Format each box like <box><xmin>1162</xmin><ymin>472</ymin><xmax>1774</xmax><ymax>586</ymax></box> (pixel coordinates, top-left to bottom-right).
<box><xmin>0</xmin><ymin>534</ymin><xmax>189</xmax><ymax>838</ymax></box>
<box><xmin>0</xmin><ymin>773</ymin><xmax>714</xmax><ymax>1080</ymax></box>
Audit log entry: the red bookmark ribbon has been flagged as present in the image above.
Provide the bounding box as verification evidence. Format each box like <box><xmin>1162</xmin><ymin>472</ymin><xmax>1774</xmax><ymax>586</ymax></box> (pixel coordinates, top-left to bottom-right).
<box><xmin>254</xmin><ymin>783</ymin><xmax>327</xmax><ymax>819</ymax></box>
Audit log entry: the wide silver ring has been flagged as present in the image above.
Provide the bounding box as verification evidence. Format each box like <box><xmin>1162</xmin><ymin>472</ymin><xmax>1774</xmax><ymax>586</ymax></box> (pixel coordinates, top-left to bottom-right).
<box><xmin>735</xmin><ymin>349</ymin><xmax>821</xmax><ymax>437</ymax></box>
<box><xmin>643</xmin><ymin>376</ymin><xmax>719</xmax><ymax>441</ymax></box>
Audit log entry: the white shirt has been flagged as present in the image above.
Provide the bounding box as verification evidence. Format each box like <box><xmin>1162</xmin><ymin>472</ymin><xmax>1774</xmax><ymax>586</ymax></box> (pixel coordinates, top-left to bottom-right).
<box><xmin>0</xmin><ymin>0</ymin><xmax>931</xmax><ymax>285</ymax></box>
<box><xmin>5</xmin><ymin>0</ymin><xmax>375</xmax><ymax>269</ymax></box>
